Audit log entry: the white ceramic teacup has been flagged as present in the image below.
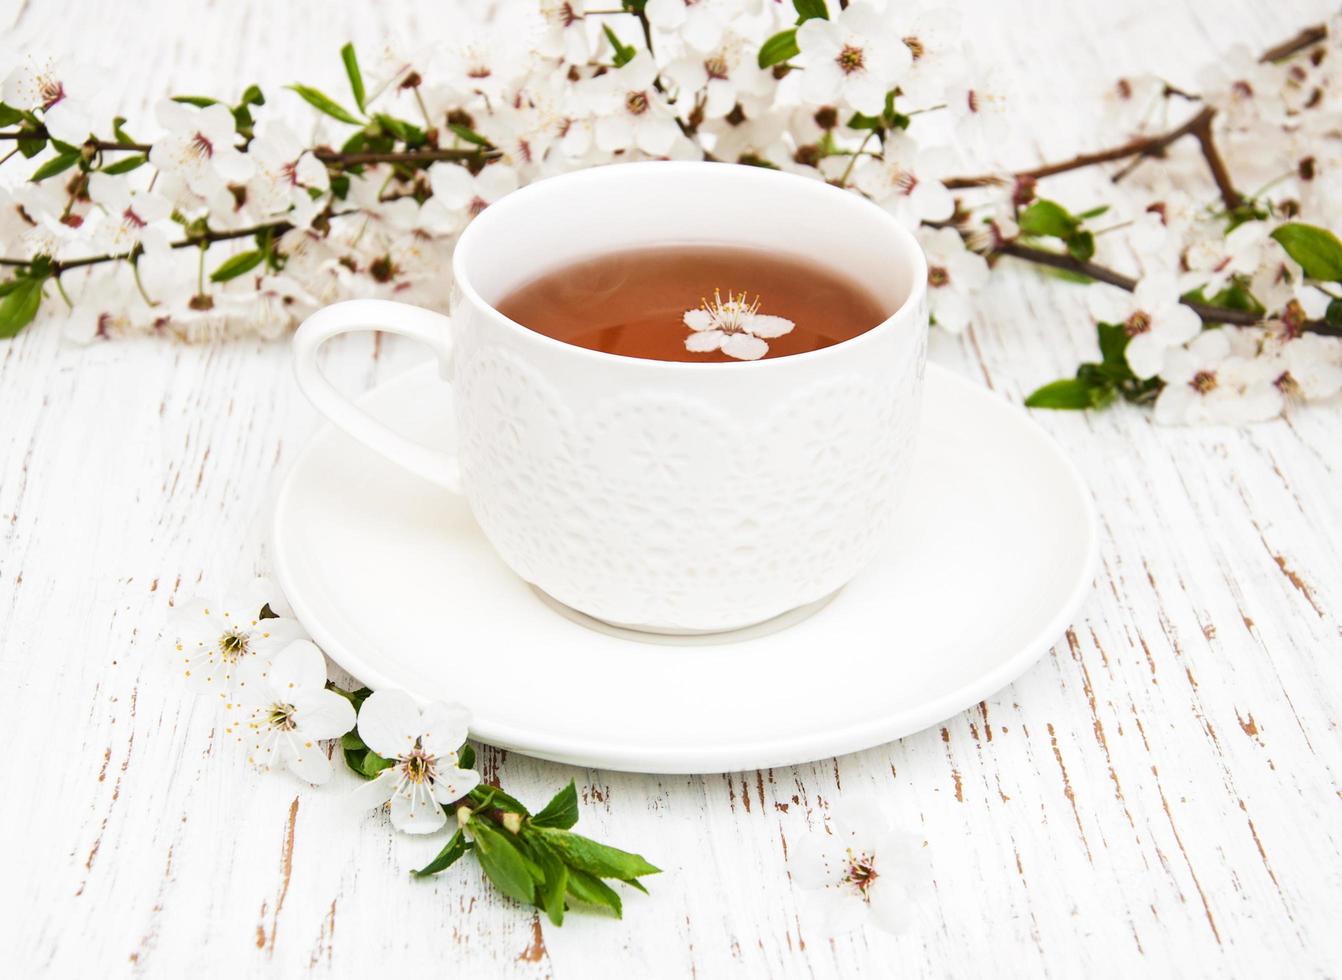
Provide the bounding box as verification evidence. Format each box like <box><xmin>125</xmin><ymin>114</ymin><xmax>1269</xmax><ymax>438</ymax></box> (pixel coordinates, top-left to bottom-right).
<box><xmin>293</xmin><ymin>161</ymin><xmax>928</xmax><ymax>635</ymax></box>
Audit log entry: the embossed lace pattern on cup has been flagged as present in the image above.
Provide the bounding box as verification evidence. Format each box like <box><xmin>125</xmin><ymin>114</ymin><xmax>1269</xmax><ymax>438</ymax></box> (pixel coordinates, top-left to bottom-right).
<box><xmin>455</xmin><ymin>340</ymin><xmax>924</xmax><ymax>632</ymax></box>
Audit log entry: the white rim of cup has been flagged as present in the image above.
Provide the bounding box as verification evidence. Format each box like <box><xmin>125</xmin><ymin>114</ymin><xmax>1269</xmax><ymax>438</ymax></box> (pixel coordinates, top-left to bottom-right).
<box><xmin>451</xmin><ymin>160</ymin><xmax>929</xmax><ymax>371</ymax></box>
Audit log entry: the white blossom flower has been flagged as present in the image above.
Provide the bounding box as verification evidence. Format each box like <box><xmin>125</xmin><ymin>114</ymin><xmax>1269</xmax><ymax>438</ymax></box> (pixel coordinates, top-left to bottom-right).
<box><xmin>663</xmin><ymin>32</ymin><xmax>775</xmax><ymax>121</ymax></box>
<box><xmin>535</xmin><ymin>0</ymin><xmax>592</xmax><ymax>65</ymax></box>
<box><xmin>149</xmin><ymin>99</ymin><xmax>255</xmax><ymax>199</ymax></box>
<box><xmin>431</xmin><ymin>21</ymin><xmax>531</xmax><ymax>104</ymax></box>
<box><xmin>425</xmin><ymin>161</ymin><xmax>519</xmax><ymax>227</ymax></box>
<box><xmin>796</xmin><ymin>3</ymin><xmax>910</xmax><ymax>116</ymax></box>
<box><xmin>1268</xmin><ymin>332</ymin><xmax>1342</xmax><ymax>402</ymax></box>
<box><xmin>1154</xmin><ymin>329</ymin><xmax>1283</xmax><ymax>425</ymax></box>
<box><xmin>2</xmin><ymin>55</ymin><xmax>94</xmax><ymax>144</ymax></box>
<box><xmin>351</xmin><ymin>689</ymin><xmax>480</xmax><ymax>834</ymax></box>
<box><xmin>63</xmin><ymin>269</ymin><xmax>157</xmax><ymax>344</ymax></box>
<box><xmin>895</xmin><ymin>7</ymin><xmax>964</xmax><ymax>111</ymax></box>
<box><xmin>917</xmin><ymin>226</ymin><xmax>989</xmax><ymax>333</ymax></box>
<box><xmin>944</xmin><ymin>49</ymin><xmax>1010</xmax><ymax>150</ymax></box>
<box><xmin>85</xmin><ymin>171</ymin><xmax>173</xmax><ymax>257</ymax></box>
<box><xmin>683</xmin><ymin>289</ymin><xmax>794</xmax><ymax>360</ymax></box>
<box><xmin>247</xmin><ymin>120</ymin><xmax>330</xmax><ymax>226</ymax></box>
<box><xmin>1180</xmin><ymin>219</ymin><xmax>1271</xmax><ymax>297</ymax></box>
<box><xmin>852</xmin><ymin>132</ymin><xmax>955</xmax><ymax>228</ymax></box>
<box><xmin>170</xmin><ymin>580</ymin><xmax>308</xmax><ymax>700</ymax></box>
<box><xmin>1196</xmin><ymin>45</ymin><xmax>1286</xmax><ymax>131</ymax></box>
<box><xmin>229</xmin><ymin>640</ymin><xmax>355</xmax><ymax>784</ymax></box>
<box><xmin>589</xmin><ymin>53</ymin><xmax>681</xmax><ymax>156</ymax></box>
<box><xmin>645</xmin><ymin>0</ymin><xmax>754</xmax><ymax>54</ymax></box>
<box><xmin>791</xmin><ymin>799</ymin><xmax>928</xmax><ymax>935</ymax></box>
<box><xmin>220</xmin><ymin>274</ymin><xmax>318</xmax><ymax>341</ymax></box>
<box><xmin>1089</xmin><ymin>273</ymin><xmax>1202</xmax><ymax>379</ymax></box>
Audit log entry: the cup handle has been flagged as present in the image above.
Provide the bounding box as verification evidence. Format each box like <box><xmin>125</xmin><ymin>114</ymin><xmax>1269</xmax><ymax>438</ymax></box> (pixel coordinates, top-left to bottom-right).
<box><xmin>293</xmin><ymin>299</ymin><xmax>462</xmax><ymax>493</ymax></box>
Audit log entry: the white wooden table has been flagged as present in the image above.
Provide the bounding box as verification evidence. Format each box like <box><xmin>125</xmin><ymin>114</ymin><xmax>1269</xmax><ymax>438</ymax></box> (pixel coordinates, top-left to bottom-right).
<box><xmin>5</xmin><ymin>1</ymin><xmax>1340</xmax><ymax>975</ymax></box>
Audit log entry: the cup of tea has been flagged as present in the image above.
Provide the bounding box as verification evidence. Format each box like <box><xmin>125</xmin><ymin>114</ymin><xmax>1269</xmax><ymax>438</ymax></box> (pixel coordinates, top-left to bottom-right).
<box><xmin>293</xmin><ymin>161</ymin><xmax>928</xmax><ymax>635</ymax></box>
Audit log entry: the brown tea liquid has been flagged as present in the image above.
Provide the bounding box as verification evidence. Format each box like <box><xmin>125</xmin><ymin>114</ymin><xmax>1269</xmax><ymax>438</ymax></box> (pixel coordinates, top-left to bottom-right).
<box><xmin>494</xmin><ymin>244</ymin><xmax>889</xmax><ymax>362</ymax></box>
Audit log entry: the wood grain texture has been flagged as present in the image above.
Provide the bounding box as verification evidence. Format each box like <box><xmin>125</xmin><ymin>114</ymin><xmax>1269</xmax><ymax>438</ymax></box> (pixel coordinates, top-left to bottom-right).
<box><xmin>3</xmin><ymin>0</ymin><xmax>1340</xmax><ymax>976</ymax></box>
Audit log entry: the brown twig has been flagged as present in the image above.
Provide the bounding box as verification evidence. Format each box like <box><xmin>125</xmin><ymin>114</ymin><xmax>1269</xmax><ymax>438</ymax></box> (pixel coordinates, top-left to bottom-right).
<box><xmin>946</xmin><ymin>105</ymin><xmax>1218</xmax><ymax>189</ymax></box>
<box><xmin>994</xmin><ymin>240</ymin><xmax>1339</xmax><ymax>335</ymax></box>
<box><xmin>1258</xmin><ymin>23</ymin><xmax>1328</xmax><ymax>63</ymax></box>
<box><xmin>0</xmin><ymin>128</ymin><xmax>497</xmax><ymax>166</ymax></box>
<box><xmin>944</xmin><ymin>20</ymin><xmax>1327</xmax><ymax>191</ymax></box>
<box><xmin>0</xmin><ymin>219</ymin><xmax>296</xmax><ymax>274</ymax></box>
<box><xmin>1186</xmin><ymin>109</ymin><xmax>1242</xmax><ymax>210</ymax></box>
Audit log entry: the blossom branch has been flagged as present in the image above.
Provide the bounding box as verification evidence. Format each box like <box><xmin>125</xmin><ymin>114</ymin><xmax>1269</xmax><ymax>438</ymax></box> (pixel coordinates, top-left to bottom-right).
<box><xmin>994</xmin><ymin>240</ymin><xmax>1341</xmax><ymax>336</ymax></box>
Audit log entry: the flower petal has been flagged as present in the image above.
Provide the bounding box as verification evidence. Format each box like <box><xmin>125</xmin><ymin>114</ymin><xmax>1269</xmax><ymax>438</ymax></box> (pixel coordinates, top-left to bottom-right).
<box><xmin>746</xmin><ymin>314</ymin><xmax>795</xmax><ymax>339</ymax></box>
<box><xmin>284</xmin><ymin>734</ymin><xmax>334</xmax><ymax>785</ymax></box>
<box><xmin>683</xmin><ymin>308</ymin><xmax>713</xmax><ymax>331</ymax></box>
<box><xmin>431</xmin><ymin>767</ymin><xmax>481</xmax><ymax>805</ymax></box>
<box><xmin>351</xmin><ymin>768</ymin><xmax>398</xmax><ymax>811</ymax></box>
<box><xmin>267</xmin><ymin>639</ymin><xmax>328</xmax><ymax>693</ymax></box>
<box><xmin>390</xmin><ymin>784</ymin><xmax>449</xmax><ymax>834</ymax></box>
<box><xmin>357</xmin><ymin>689</ymin><xmax>422</xmax><ymax>758</ymax></box>
<box><xmin>722</xmin><ymin>333</ymin><xmax>769</xmax><ymax>360</ymax></box>
<box><xmin>418</xmin><ymin>701</ymin><xmax>472</xmax><ymax>758</ymax></box>
<box><xmin>294</xmin><ymin>688</ymin><xmax>357</xmax><ymax>740</ymax></box>
<box><xmin>685</xmin><ymin>329</ymin><xmax>726</xmax><ymax>352</ymax></box>
<box><xmin>1124</xmin><ymin>332</ymin><xmax>1166</xmax><ymax>380</ymax></box>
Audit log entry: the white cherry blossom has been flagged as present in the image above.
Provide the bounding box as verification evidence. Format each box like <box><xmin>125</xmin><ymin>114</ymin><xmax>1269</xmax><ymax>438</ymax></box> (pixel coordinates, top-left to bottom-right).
<box><xmin>1154</xmin><ymin>328</ymin><xmax>1283</xmax><ymax>425</ymax></box>
<box><xmin>917</xmin><ymin>226</ymin><xmax>989</xmax><ymax>333</ymax></box>
<box><xmin>791</xmin><ymin>799</ymin><xmax>928</xmax><ymax>935</ymax></box>
<box><xmin>535</xmin><ymin>0</ymin><xmax>592</xmax><ymax>65</ymax></box>
<box><xmin>62</xmin><ymin>269</ymin><xmax>156</xmax><ymax>344</ymax></box>
<box><xmin>1088</xmin><ymin>273</ymin><xmax>1203</xmax><ymax>379</ymax></box>
<box><xmin>895</xmin><ymin>7</ymin><xmax>964</xmax><ymax>111</ymax></box>
<box><xmin>663</xmin><ymin>32</ymin><xmax>775</xmax><ymax>121</ymax></box>
<box><xmin>1268</xmin><ymin>332</ymin><xmax>1342</xmax><ymax>402</ymax></box>
<box><xmin>425</xmin><ymin>161</ymin><xmax>519</xmax><ymax>227</ymax></box>
<box><xmin>149</xmin><ymin>99</ymin><xmax>255</xmax><ymax>199</ymax></box>
<box><xmin>170</xmin><ymin>580</ymin><xmax>308</xmax><ymax>701</ymax></box>
<box><xmin>85</xmin><ymin>171</ymin><xmax>173</xmax><ymax>257</ymax></box>
<box><xmin>796</xmin><ymin>3</ymin><xmax>910</xmax><ymax>116</ymax></box>
<box><xmin>351</xmin><ymin>689</ymin><xmax>480</xmax><ymax>834</ymax></box>
<box><xmin>3</xmin><ymin>56</ymin><xmax>95</xmax><ymax>144</ymax></box>
<box><xmin>683</xmin><ymin>289</ymin><xmax>794</xmax><ymax>361</ymax></box>
<box><xmin>589</xmin><ymin>53</ymin><xmax>681</xmax><ymax>156</ymax></box>
<box><xmin>852</xmin><ymin>132</ymin><xmax>955</xmax><ymax>229</ymax></box>
<box><xmin>229</xmin><ymin>640</ymin><xmax>355</xmax><ymax>785</ymax></box>
<box><xmin>645</xmin><ymin>0</ymin><xmax>754</xmax><ymax>54</ymax></box>
<box><xmin>247</xmin><ymin>120</ymin><xmax>330</xmax><ymax>226</ymax></box>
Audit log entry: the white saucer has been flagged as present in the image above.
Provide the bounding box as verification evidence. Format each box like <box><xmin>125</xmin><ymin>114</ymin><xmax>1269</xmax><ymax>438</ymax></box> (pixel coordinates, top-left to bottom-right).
<box><xmin>273</xmin><ymin>362</ymin><xmax>1097</xmax><ymax>774</ymax></box>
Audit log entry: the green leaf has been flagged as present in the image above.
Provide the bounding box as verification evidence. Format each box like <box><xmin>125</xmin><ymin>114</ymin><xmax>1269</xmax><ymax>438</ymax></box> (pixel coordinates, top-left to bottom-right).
<box><xmin>469</xmin><ymin>784</ymin><xmax>531</xmax><ymax>816</ymax></box>
<box><xmin>238</xmin><ymin>84</ymin><xmax>266</xmax><ymax>108</ymax></box>
<box><xmin>531</xmin><ymin>781</ymin><xmax>579</xmax><ymax>830</ymax></box>
<box><xmin>287</xmin><ymin>84</ymin><xmax>363</xmax><ymax>125</ymax></box>
<box><xmin>1207</xmin><ymin>279</ymin><xmax>1265</xmax><ymax>315</ymax></box>
<box><xmin>1075</xmin><ymin>205</ymin><xmax>1110</xmax><ymax>220</ymax></box>
<box><xmin>413</xmin><ymin>828</ymin><xmax>473</xmax><ymax>878</ymax></box>
<box><xmin>446</xmin><ymin>123</ymin><xmax>489</xmax><ymax>147</ymax></box>
<box><xmin>846</xmin><ymin>111</ymin><xmax>883</xmax><ymax>131</ymax></box>
<box><xmin>471</xmin><ymin>820</ymin><xmax>536</xmax><ymax>904</ymax></box>
<box><xmin>171</xmin><ymin>95</ymin><xmax>220</xmax><ymax>108</ymax></box>
<box><xmin>793</xmin><ymin>0</ymin><xmax>828</xmax><ymax>22</ymax></box>
<box><xmin>359</xmin><ymin>749</ymin><xmax>393</xmax><ymax>778</ymax></box>
<box><xmin>1096</xmin><ymin>322</ymin><xmax>1131</xmax><ymax>375</ymax></box>
<box><xmin>111</xmin><ymin>117</ymin><xmax>136</xmax><ymax>145</ymax></box>
<box><xmin>529</xmin><ymin>838</ymin><xmax>569</xmax><ymax>926</ymax></box>
<box><xmin>620</xmin><ymin>0</ymin><xmax>647</xmax><ymax>10</ymax></box>
<box><xmin>0</xmin><ymin>103</ymin><xmax>23</xmax><ymax>126</ymax></box>
<box><xmin>758</xmin><ymin>29</ymin><xmax>800</xmax><ymax>68</ymax></box>
<box><xmin>30</xmin><ymin>150</ymin><xmax>80</xmax><ymax>182</ymax></box>
<box><xmin>1024</xmin><ymin>377</ymin><xmax>1110</xmax><ymax>410</ymax></box>
<box><xmin>1326</xmin><ymin>298</ymin><xmax>1342</xmax><ymax>327</ymax></box>
<box><xmin>210</xmin><ymin>249</ymin><xmax>265</xmax><ymax>283</ymax></box>
<box><xmin>602</xmin><ymin>25</ymin><xmax>636</xmax><ymax>68</ymax></box>
<box><xmin>529</xmin><ymin>827</ymin><xmax>660</xmax><ymax>881</ymax></box>
<box><xmin>1066</xmin><ymin>230</ymin><xmax>1095</xmax><ymax>262</ymax></box>
<box><xmin>565</xmin><ymin>868</ymin><xmax>622</xmax><ymax>917</ymax></box>
<box><xmin>456</xmin><ymin>743</ymin><xmax>476</xmax><ymax>771</ymax></box>
<box><xmin>0</xmin><ymin>276</ymin><xmax>45</xmax><ymax>339</ymax></box>
<box><xmin>1017</xmin><ymin>199</ymin><xmax>1079</xmax><ymax>240</ymax></box>
<box><xmin>100</xmin><ymin>154</ymin><xmax>147</xmax><ymax>175</ymax></box>
<box><xmin>1270</xmin><ymin>223</ymin><xmax>1342</xmax><ymax>282</ymax></box>
<box><xmin>340</xmin><ymin>44</ymin><xmax>367</xmax><ymax>112</ymax></box>
<box><xmin>376</xmin><ymin>114</ymin><xmax>424</xmax><ymax>144</ymax></box>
